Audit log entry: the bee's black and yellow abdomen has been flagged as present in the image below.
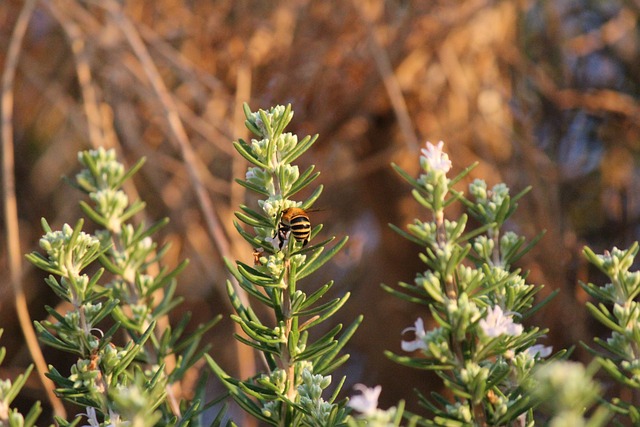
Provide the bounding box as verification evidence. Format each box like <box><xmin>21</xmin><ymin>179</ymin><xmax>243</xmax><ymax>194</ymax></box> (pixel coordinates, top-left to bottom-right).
<box><xmin>278</xmin><ymin>207</ymin><xmax>312</xmax><ymax>248</ymax></box>
<box><xmin>289</xmin><ymin>216</ymin><xmax>311</xmax><ymax>243</ymax></box>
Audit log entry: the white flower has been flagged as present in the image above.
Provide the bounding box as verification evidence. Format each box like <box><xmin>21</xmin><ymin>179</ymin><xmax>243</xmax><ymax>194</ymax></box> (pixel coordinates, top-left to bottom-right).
<box><xmin>260</xmin><ymin>199</ymin><xmax>277</xmax><ymax>217</ymax></box>
<box><xmin>421</xmin><ymin>141</ymin><xmax>452</xmax><ymax>174</ymax></box>
<box><xmin>526</xmin><ymin>344</ymin><xmax>553</xmax><ymax>358</ymax></box>
<box><xmin>348</xmin><ymin>384</ymin><xmax>381</xmax><ymax>415</ymax></box>
<box><xmin>245</xmin><ymin>167</ymin><xmax>260</xmax><ymax>181</ymax></box>
<box><xmin>479</xmin><ymin>306</ymin><xmax>523</xmax><ymax>338</ymax></box>
<box><xmin>78</xmin><ymin>407</ymin><xmax>104</xmax><ymax>427</ymax></box>
<box><xmin>265</xmin><ymin>234</ymin><xmax>281</xmax><ymax>252</ymax></box>
<box><xmin>401</xmin><ymin>318</ymin><xmax>428</xmax><ymax>352</ymax></box>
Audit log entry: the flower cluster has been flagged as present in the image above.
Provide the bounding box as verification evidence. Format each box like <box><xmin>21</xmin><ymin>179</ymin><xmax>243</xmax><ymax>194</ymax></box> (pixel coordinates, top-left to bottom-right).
<box><xmin>479</xmin><ymin>305</ymin><xmax>523</xmax><ymax>338</ymax></box>
<box><xmin>384</xmin><ymin>141</ymin><xmax>556</xmax><ymax>425</ymax></box>
<box><xmin>346</xmin><ymin>384</ymin><xmax>401</xmax><ymax>427</ymax></box>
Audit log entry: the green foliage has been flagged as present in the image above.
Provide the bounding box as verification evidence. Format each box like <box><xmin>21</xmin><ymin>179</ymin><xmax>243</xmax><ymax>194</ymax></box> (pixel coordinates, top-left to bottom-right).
<box><xmin>26</xmin><ymin>148</ymin><xmax>220</xmax><ymax>426</ymax></box>
<box><xmin>525</xmin><ymin>361</ymin><xmax>611</xmax><ymax>427</ymax></box>
<box><xmin>384</xmin><ymin>141</ymin><xmax>560</xmax><ymax>426</ymax></box>
<box><xmin>208</xmin><ymin>104</ymin><xmax>361</xmax><ymax>426</ymax></box>
<box><xmin>581</xmin><ymin>242</ymin><xmax>640</xmax><ymax>424</ymax></box>
<box><xmin>0</xmin><ymin>331</ymin><xmax>42</xmax><ymax>427</ymax></box>
<box><xmin>15</xmin><ymin>107</ymin><xmax>640</xmax><ymax>427</ymax></box>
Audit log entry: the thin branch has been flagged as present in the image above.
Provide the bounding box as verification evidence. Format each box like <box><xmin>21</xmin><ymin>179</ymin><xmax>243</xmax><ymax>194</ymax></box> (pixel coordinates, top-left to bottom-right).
<box><xmin>502</xmin><ymin>43</ymin><xmax>640</xmax><ymax>122</ymax></box>
<box><xmin>1</xmin><ymin>0</ymin><xmax>67</xmax><ymax>419</ymax></box>
<box><xmin>44</xmin><ymin>0</ymin><xmax>109</xmax><ymax>149</ymax></box>
<box><xmin>354</xmin><ymin>0</ymin><xmax>419</xmax><ymax>152</ymax></box>
<box><xmin>96</xmin><ymin>3</ymin><xmax>255</xmax><ymax>422</ymax></box>
<box><xmin>100</xmin><ymin>0</ymin><xmax>233</xmax><ymax>260</ymax></box>
<box><xmin>231</xmin><ymin>59</ymin><xmax>251</xmax><ymax>216</ymax></box>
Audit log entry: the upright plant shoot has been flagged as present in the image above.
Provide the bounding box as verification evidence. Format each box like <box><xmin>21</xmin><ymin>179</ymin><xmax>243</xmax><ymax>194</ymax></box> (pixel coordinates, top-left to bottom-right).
<box><xmin>384</xmin><ymin>141</ymin><xmax>560</xmax><ymax>426</ymax></box>
<box><xmin>207</xmin><ymin>104</ymin><xmax>361</xmax><ymax>426</ymax></box>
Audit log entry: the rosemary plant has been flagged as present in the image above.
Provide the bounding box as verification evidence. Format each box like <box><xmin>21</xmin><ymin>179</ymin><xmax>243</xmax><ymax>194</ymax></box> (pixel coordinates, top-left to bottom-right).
<box><xmin>383</xmin><ymin>141</ymin><xmax>561</xmax><ymax>426</ymax></box>
<box><xmin>206</xmin><ymin>104</ymin><xmax>361</xmax><ymax>426</ymax></box>
<box><xmin>581</xmin><ymin>242</ymin><xmax>640</xmax><ymax>425</ymax></box>
<box><xmin>26</xmin><ymin>148</ymin><xmax>219</xmax><ymax>426</ymax></box>
<box><xmin>525</xmin><ymin>360</ymin><xmax>610</xmax><ymax>426</ymax></box>
<box><xmin>14</xmin><ymin>108</ymin><xmax>640</xmax><ymax>427</ymax></box>
<box><xmin>0</xmin><ymin>330</ymin><xmax>41</xmax><ymax>427</ymax></box>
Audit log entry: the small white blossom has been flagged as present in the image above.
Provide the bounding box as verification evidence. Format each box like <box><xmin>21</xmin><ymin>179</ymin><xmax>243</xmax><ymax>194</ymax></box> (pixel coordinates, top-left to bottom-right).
<box><xmin>78</xmin><ymin>407</ymin><xmax>103</xmax><ymax>427</ymax></box>
<box><xmin>245</xmin><ymin>168</ymin><xmax>257</xmax><ymax>181</ymax></box>
<box><xmin>401</xmin><ymin>318</ymin><xmax>428</xmax><ymax>352</ymax></box>
<box><xmin>526</xmin><ymin>344</ymin><xmax>553</xmax><ymax>358</ymax></box>
<box><xmin>265</xmin><ymin>234</ymin><xmax>281</xmax><ymax>252</ymax></box>
<box><xmin>421</xmin><ymin>141</ymin><xmax>452</xmax><ymax>174</ymax></box>
<box><xmin>479</xmin><ymin>306</ymin><xmax>523</xmax><ymax>338</ymax></box>
<box><xmin>348</xmin><ymin>384</ymin><xmax>381</xmax><ymax>415</ymax></box>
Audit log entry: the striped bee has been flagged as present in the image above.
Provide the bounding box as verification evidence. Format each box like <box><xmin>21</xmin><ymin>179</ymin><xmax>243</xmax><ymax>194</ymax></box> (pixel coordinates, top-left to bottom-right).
<box><xmin>278</xmin><ymin>207</ymin><xmax>311</xmax><ymax>249</ymax></box>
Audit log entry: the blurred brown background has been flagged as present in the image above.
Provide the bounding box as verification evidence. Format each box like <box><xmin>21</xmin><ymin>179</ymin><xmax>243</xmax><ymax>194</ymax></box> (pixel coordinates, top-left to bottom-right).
<box><xmin>2</xmin><ymin>0</ymin><xmax>640</xmax><ymax>423</ymax></box>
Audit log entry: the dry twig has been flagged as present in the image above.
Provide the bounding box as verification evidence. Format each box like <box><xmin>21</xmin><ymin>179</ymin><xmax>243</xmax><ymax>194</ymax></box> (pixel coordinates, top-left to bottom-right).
<box><xmin>1</xmin><ymin>0</ymin><xmax>66</xmax><ymax>418</ymax></box>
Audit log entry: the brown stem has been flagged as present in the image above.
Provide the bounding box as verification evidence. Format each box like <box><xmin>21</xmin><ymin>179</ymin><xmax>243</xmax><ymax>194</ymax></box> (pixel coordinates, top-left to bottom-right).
<box><xmin>353</xmin><ymin>0</ymin><xmax>419</xmax><ymax>152</ymax></box>
<box><xmin>1</xmin><ymin>0</ymin><xmax>66</xmax><ymax>418</ymax></box>
<box><xmin>44</xmin><ymin>0</ymin><xmax>108</xmax><ymax>150</ymax></box>
<box><xmin>472</xmin><ymin>401</ymin><xmax>488</xmax><ymax>427</ymax></box>
<box><xmin>98</xmin><ymin>2</ymin><xmax>257</xmax><ymax>420</ymax></box>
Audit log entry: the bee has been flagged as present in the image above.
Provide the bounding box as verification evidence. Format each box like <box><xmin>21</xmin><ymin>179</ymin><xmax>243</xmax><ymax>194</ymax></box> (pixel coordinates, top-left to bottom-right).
<box><xmin>278</xmin><ymin>207</ymin><xmax>311</xmax><ymax>249</ymax></box>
